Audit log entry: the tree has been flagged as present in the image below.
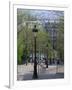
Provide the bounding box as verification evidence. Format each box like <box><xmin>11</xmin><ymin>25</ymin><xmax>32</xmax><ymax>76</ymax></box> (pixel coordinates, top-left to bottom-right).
<box><xmin>57</xmin><ymin>17</ymin><xmax>64</xmax><ymax>63</ymax></box>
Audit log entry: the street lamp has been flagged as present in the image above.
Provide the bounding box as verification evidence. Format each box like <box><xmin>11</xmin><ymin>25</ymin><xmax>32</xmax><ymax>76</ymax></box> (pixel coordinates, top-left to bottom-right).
<box><xmin>32</xmin><ymin>25</ymin><xmax>38</xmax><ymax>79</ymax></box>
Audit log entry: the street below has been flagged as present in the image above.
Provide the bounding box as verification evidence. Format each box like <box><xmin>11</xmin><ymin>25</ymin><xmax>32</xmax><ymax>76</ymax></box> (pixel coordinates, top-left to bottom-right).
<box><xmin>17</xmin><ymin>63</ymin><xmax>64</xmax><ymax>80</ymax></box>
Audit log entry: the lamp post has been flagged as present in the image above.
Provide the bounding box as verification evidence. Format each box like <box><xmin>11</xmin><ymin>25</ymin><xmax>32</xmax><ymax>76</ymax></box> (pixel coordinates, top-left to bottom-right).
<box><xmin>32</xmin><ymin>25</ymin><xmax>38</xmax><ymax>79</ymax></box>
<box><xmin>46</xmin><ymin>44</ymin><xmax>48</xmax><ymax>68</ymax></box>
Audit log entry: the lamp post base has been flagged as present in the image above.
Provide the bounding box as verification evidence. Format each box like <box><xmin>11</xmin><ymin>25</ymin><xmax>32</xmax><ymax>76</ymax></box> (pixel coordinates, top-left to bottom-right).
<box><xmin>32</xmin><ymin>65</ymin><xmax>38</xmax><ymax>79</ymax></box>
<box><xmin>33</xmin><ymin>74</ymin><xmax>38</xmax><ymax>79</ymax></box>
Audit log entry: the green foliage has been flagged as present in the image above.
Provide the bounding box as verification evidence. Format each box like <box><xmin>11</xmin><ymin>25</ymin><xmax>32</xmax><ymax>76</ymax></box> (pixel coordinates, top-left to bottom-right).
<box><xmin>17</xmin><ymin>44</ymin><xmax>24</xmax><ymax>64</ymax></box>
<box><xmin>57</xmin><ymin>17</ymin><xmax>64</xmax><ymax>60</ymax></box>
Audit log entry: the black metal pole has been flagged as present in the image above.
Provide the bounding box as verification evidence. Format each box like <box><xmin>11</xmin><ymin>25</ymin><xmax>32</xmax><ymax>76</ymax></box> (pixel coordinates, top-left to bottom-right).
<box><xmin>33</xmin><ymin>36</ymin><xmax>38</xmax><ymax>79</ymax></box>
<box><xmin>46</xmin><ymin>48</ymin><xmax>48</xmax><ymax>68</ymax></box>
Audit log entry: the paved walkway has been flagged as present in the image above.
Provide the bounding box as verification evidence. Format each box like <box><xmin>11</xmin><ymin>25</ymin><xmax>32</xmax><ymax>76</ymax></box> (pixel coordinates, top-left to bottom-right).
<box><xmin>17</xmin><ymin>63</ymin><xmax>64</xmax><ymax>80</ymax></box>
